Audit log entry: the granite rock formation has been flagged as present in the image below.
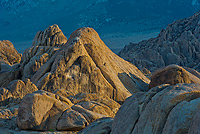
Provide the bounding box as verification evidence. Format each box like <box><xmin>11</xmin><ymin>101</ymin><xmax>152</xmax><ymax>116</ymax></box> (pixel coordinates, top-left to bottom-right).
<box><xmin>119</xmin><ymin>11</ymin><xmax>200</xmax><ymax>72</ymax></box>
<box><xmin>16</xmin><ymin>90</ymin><xmax>120</xmax><ymax>131</ymax></box>
<box><xmin>0</xmin><ymin>79</ymin><xmax>38</xmax><ymax>106</ymax></box>
<box><xmin>149</xmin><ymin>64</ymin><xmax>200</xmax><ymax>89</ymax></box>
<box><xmin>0</xmin><ymin>40</ymin><xmax>22</xmax><ymax>66</ymax></box>
<box><xmin>0</xmin><ymin>63</ymin><xmax>21</xmax><ymax>87</ymax></box>
<box><xmin>78</xmin><ymin>117</ymin><xmax>113</xmax><ymax>134</ymax></box>
<box><xmin>20</xmin><ymin>24</ymin><xmax>67</xmax><ymax>79</ymax></box>
<box><xmin>31</xmin><ymin>27</ymin><xmax>150</xmax><ymax>103</ymax></box>
<box><xmin>111</xmin><ymin>83</ymin><xmax>200</xmax><ymax>134</ymax></box>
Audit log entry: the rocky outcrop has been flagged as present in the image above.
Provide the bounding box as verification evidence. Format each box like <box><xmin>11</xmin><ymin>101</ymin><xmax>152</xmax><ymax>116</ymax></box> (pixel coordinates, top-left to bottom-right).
<box><xmin>17</xmin><ymin>90</ymin><xmax>71</xmax><ymax>130</ymax></box>
<box><xmin>78</xmin><ymin>117</ymin><xmax>113</xmax><ymax>134</ymax></box>
<box><xmin>119</xmin><ymin>11</ymin><xmax>200</xmax><ymax>72</ymax></box>
<box><xmin>0</xmin><ymin>79</ymin><xmax>38</xmax><ymax>106</ymax></box>
<box><xmin>110</xmin><ymin>83</ymin><xmax>200</xmax><ymax>134</ymax></box>
<box><xmin>149</xmin><ymin>64</ymin><xmax>200</xmax><ymax>89</ymax></box>
<box><xmin>32</xmin><ymin>24</ymin><xmax>67</xmax><ymax>47</ymax></box>
<box><xmin>31</xmin><ymin>27</ymin><xmax>150</xmax><ymax>103</ymax></box>
<box><xmin>20</xmin><ymin>24</ymin><xmax>67</xmax><ymax>79</ymax></box>
<box><xmin>0</xmin><ymin>63</ymin><xmax>22</xmax><ymax>88</ymax></box>
<box><xmin>69</xmin><ymin>93</ymin><xmax>121</xmax><ymax>117</ymax></box>
<box><xmin>16</xmin><ymin>90</ymin><xmax>120</xmax><ymax>131</ymax></box>
<box><xmin>0</xmin><ymin>40</ymin><xmax>22</xmax><ymax>65</ymax></box>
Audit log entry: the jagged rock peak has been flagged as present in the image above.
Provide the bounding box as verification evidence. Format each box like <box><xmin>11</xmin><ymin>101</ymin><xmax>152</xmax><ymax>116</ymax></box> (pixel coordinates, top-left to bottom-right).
<box><xmin>32</xmin><ymin>24</ymin><xmax>67</xmax><ymax>47</ymax></box>
<box><xmin>31</xmin><ymin>27</ymin><xmax>150</xmax><ymax>103</ymax></box>
<box><xmin>20</xmin><ymin>24</ymin><xmax>67</xmax><ymax>79</ymax></box>
<box><xmin>119</xmin><ymin>11</ymin><xmax>200</xmax><ymax>72</ymax></box>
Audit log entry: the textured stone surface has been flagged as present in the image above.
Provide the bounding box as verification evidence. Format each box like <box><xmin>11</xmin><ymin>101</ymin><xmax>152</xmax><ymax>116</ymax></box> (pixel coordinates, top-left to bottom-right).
<box><xmin>31</xmin><ymin>27</ymin><xmax>150</xmax><ymax>103</ymax></box>
<box><xmin>15</xmin><ymin>89</ymin><xmax>120</xmax><ymax>132</ymax></box>
<box><xmin>17</xmin><ymin>90</ymin><xmax>71</xmax><ymax>130</ymax></box>
<box><xmin>111</xmin><ymin>84</ymin><xmax>169</xmax><ymax>134</ymax></box>
<box><xmin>149</xmin><ymin>65</ymin><xmax>200</xmax><ymax>89</ymax></box>
<box><xmin>119</xmin><ymin>12</ymin><xmax>200</xmax><ymax>72</ymax></box>
<box><xmin>111</xmin><ymin>93</ymin><xmax>144</xmax><ymax>134</ymax></box>
<box><xmin>149</xmin><ymin>65</ymin><xmax>192</xmax><ymax>88</ymax></box>
<box><xmin>0</xmin><ymin>63</ymin><xmax>21</xmax><ymax>87</ymax></box>
<box><xmin>0</xmin><ymin>79</ymin><xmax>38</xmax><ymax>106</ymax></box>
<box><xmin>8</xmin><ymin>79</ymin><xmax>38</xmax><ymax>99</ymax></box>
<box><xmin>57</xmin><ymin>109</ymin><xmax>88</xmax><ymax>131</ymax></box>
<box><xmin>188</xmin><ymin>109</ymin><xmax>200</xmax><ymax>134</ymax></box>
<box><xmin>110</xmin><ymin>83</ymin><xmax>200</xmax><ymax>134</ymax></box>
<box><xmin>0</xmin><ymin>40</ymin><xmax>21</xmax><ymax>65</ymax></box>
<box><xmin>162</xmin><ymin>98</ymin><xmax>200</xmax><ymax>134</ymax></box>
<box><xmin>32</xmin><ymin>24</ymin><xmax>67</xmax><ymax>47</ymax></box>
<box><xmin>20</xmin><ymin>24</ymin><xmax>67</xmax><ymax>79</ymax></box>
<box><xmin>69</xmin><ymin>93</ymin><xmax>120</xmax><ymax>116</ymax></box>
<box><xmin>79</xmin><ymin>117</ymin><xmax>113</xmax><ymax>134</ymax></box>
<box><xmin>72</xmin><ymin>105</ymin><xmax>106</xmax><ymax>124</ymax></box>
<box><xmin>133</xmin><ymin>84</ymin><xmax>200</xmax><ymax>134</ymax></box>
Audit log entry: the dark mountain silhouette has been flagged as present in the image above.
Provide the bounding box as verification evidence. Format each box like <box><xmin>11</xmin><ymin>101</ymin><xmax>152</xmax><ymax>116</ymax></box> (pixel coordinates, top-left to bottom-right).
<box><xmin>119</xmin><ymin>11</ymin><xmax>200</xmax><ymax>72</ymax></box>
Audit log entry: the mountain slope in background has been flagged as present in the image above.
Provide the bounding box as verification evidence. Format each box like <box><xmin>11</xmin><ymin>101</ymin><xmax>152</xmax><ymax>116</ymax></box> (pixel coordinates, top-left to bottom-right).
<box><xmin>119</xmin><ymin>11</ymin><xmax>200</xmax><ymax>72</ymax></box>
<box><xmin>1</xmin><ymin>0</ymin><xmax>200</xmax><ymax>53</ymax></box>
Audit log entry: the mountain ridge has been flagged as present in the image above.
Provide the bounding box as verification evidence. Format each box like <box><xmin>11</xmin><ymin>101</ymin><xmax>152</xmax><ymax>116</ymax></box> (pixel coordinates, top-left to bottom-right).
<box><xmin>119</xmin><ymin>11</ymin><xmax>200</xmax><ymax>72</ymax></box>
<box><xmin>1</xmin><ymin>0</ymin><xmax>200</xmax><ymax>53</ymax></box>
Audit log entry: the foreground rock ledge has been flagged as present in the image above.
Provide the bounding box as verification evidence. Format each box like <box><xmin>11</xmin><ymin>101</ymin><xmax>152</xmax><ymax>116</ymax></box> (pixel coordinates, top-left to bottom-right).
<box><xmin>111</xmin><ymin>83</ymin><xmax>200</xmax><ymax>134</ymax></box>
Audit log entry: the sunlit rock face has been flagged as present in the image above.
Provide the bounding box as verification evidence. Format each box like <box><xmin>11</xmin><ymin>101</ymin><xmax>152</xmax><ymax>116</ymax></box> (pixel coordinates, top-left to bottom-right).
<box><xmin>16</xmin><ymin>90</ymin><xmax>120</xmax><ymax>131</ymax></box>
<box><xmin>31</xmin><ymin>27</ymin><xmax>150</xmax><ymax>103</ymax></box>
<box><xmin>119</xmin><ymin>11</ymin><xmax>200</xmax><ymax>72</ymax></box>
<box><xmin>0</xmin><ymin>40</ymin><xmax>21</xmax><ymax>65</ymax></box>
<box><xmin>149</xmin><ymin>64</ymin><xmax>200</xmax><ymax>89</ymax></box>
<box><xmin>20</xmin><ymin>24</ymin><xmax>67</xmax><ymax>79</ymax></box>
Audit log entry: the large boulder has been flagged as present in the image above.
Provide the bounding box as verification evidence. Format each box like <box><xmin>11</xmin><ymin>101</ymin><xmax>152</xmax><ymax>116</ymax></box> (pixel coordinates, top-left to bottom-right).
<box><xmin>20</xmin><ymin>24</ymin><xmax>67</xmax><ymax>79</ymax></box>
<box><xmin>16</xmin><ymin>90</ymin><xmax>71</xmax><ymax>131</ymax></box>
<box><xmin>57</xmin><ymin>109</ymin><xmax>89</xmax><ymax>131</ymax></box>
<box><xmin>119</xmin><ymin>11</ymin><xmax>200</xmax><ymax>72</ymax></box>
<box><xmin>31</xmin><ymin>27</ymin><xmax>150</xmax><ymax>103</ymax></box>
<box><xmin>0</xmin><ymin>40</ymin><xmax>21</xmax><ymax>65</ymax></box>
<box><xmin>149</xmin><ymin>65</ymin><xmax>200</xmax><ymax>89</ymax></box>
<box><xmin>110</xmin><ymin>83</ymin><xmax>200</xmax><ymax>134</ymax></box>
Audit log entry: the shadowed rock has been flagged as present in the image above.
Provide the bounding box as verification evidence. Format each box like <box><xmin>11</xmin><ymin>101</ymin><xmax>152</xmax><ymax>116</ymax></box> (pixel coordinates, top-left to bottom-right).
<box><xmin>79</xmin><ymin>117</ymin><xmax>113</xmax><ymax>134</ymax></box>
<box><xmin>57</xmin><ymin>109</ymin><xmax>89</xmax><ymax>131</ymax></box>
<box><xmin>119</xmin><ymin>11</ymin><xmax>200</xmax><ymax>72</ymax></box>
<box><xmin>110</xmin><ymin>83</ymin><xmax>200</xmax><ymax>134</ymax></box>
